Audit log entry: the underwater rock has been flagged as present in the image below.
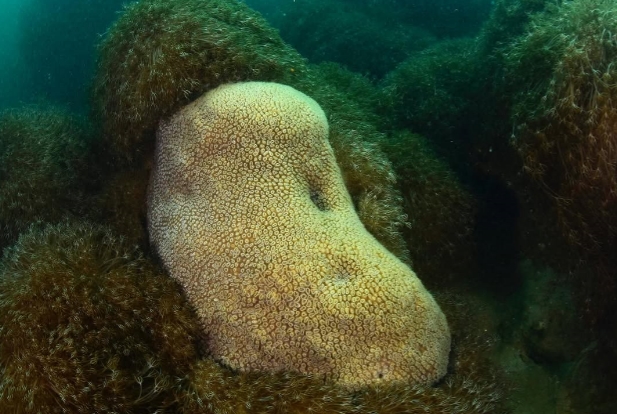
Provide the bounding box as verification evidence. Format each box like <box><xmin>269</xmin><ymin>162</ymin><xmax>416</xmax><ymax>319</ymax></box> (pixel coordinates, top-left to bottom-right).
<box><xmin>148</xmin><ymin>81</ymin><xmax>451</xmax><ymax>389</ymax></box>
<box><xmin>379</xmin><ymin>38</ymin><xmax>478</xmax><ymax>155</ymax></box>
<box><xmin>273</xmin><ymin>0</ymin><xmax>435</xmax><ymax>79</ymax></box>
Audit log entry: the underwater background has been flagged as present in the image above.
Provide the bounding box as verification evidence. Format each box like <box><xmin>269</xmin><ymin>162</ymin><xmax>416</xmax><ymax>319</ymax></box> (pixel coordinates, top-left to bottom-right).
<box><xmin>0</xmin><ymin>0</ymin><xmax>616</xmax><ymax>413</ymax></box>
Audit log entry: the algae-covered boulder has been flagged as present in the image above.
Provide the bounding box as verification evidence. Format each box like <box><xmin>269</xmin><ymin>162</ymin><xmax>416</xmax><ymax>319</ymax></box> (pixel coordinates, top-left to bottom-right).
<box><xmin>92</xmin><ymin>0</ymin><xmax>304</xmax><ymax>158</ymax></box>
<box><xmin>0</xmin><ymin>106</ymin><xmax>93</xmax><ymax>252</ymax></box>
<box><xmin>382</xmin><ymin>131</ymin><xmax>477</xmax><ymax>286</ymax></box>
<box><xmin>0</xmin><ymin>221</ymin><xmax>200</xmax><ymax>412</ymax></box>
<box><xmin>505</xmin><ymin>0</ymin><xmax>617</xmax><ymax>253</ymax></box>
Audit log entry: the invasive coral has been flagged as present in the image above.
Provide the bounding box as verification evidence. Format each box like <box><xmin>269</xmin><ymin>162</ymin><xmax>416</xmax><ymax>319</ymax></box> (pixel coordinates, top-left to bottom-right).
<box><xmin>457</xmin><ymin>0</ymin><xmax>554</xmax><ymax>173</ymax></box>
<box><xmin>91</xmin><ymin>0</ymin><xmax>408</xmax><ymax>259</ymax></box>
<box><xmin>272</xmin><ymin>0</ymin><xmax>436</xmax><ymax>78</ymax></box>
<box><xmin>0</xmin><ymin>105</ymin><xmax>94</xmax><ymax>252</ymax></box>
<box><xmin>89</xmin><ymin>166</ymin><xmax>152</xmax><ymax>251</ymax></box>
<box><xmin>0</xmin><ymin>221</ymin><xmax>201</xmax><ymax>413</ymax></box>
<box><xmin>309</xmin><ymin>62</ymin><xmax>384</xmax><ymax>124</ymax></box>
<box><xmin>148</xmin><ymin>82</ymin><xmax>451</xmax><ymax>389</ymax></box>
<box><xmin>502</xmin><ymin>1</ymin><xmax>617</xmax><ymax>365</ymax></box>
<box><xmin>92</xmin><ymin>0</ymin><xmax>304</xmax><ymax>159</ymax></box>
<box><xmin>251</xmin><ymin>0</ymin><xmax>491</xmax><ymax>52</ymax></box>
<box><xmin>183</xmin><ymin>352</ymin><xmax>507</xmax><ymax>414</ymax></box>
<box><xmin>478</xmin><ymin>0</ymin><xmax>552</xmax><ymax>55</ymax></box>
<box><xmin>381</xmin><ymin>131</ymin><xmax>477</xmax><ymax>286</ymax></box>
<box><xmin>182</xmin><ymin>359</ymin><xmax>355</xmax><ymax>414</ymax></box>
<box><xmin>356</xmin><ymin>379</ymin><xmax>504</xmax><ymax>414</ymax></box>
<box><xmin>506</xmin><ymin>0</ymin><xmax>617</xmax><ymax>253</ymax></box>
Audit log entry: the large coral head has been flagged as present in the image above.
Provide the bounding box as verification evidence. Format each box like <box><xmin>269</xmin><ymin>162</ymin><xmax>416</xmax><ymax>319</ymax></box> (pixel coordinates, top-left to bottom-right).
<box><xmin>148</xmin><ymin>82</ymin><xmax>450</xmax><ymax>388</ymax></box>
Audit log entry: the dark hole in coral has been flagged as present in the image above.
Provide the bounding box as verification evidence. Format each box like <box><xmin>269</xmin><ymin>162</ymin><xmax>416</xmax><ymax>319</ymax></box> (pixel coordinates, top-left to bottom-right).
<box><xmin>310</xmin><ymin>188</ymin><xmax>328</xmax><ymax>211</ymax></box>
<box><xmin>335</xmin><ymin>268</ymin><xmax>352</xmax><ymax>282</ymax></box>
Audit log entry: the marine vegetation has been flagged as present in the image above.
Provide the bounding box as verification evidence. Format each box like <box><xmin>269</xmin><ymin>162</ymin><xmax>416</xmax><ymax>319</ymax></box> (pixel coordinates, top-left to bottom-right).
<box><xmin>0</xmin><ymin>221</ymin><xmax>200</xmax><ymax>412</ymax></box>
<box><xmin>270</xmin><ymin>0</ymin><xmax>436</xmax><ymax>78</ymax></box>
<box><xmin>506</xmin><ymin>0</ymin><xmax>617</xmax><ymax>253</ymax></box>
<box><xmin>504</xmin><ymin>0</ymin><xmax>617</xmax><ymax>326</ymax></box>
<box><xmin>381</xmin><ymin>131</ymin><xmax>477</xmax><ymax>286</ymax></box>
<box><xmin>89</xmin><ymin>165</ymin><xmax>153</xmax><ymax>252</ymax></box>
<box><xmin>378</xmin><ymin>38</ymin><xmax>479</xmax><ymax>162</ymax></box>
<box><xmin>0</xmin><ymin>105</ymin><xmax>94</xmax><ymax>252</ymax></box>
<box><xmin>92</xmin><ymin>0</ymin><xmax>304</xmax><ymax>159</ymax></box>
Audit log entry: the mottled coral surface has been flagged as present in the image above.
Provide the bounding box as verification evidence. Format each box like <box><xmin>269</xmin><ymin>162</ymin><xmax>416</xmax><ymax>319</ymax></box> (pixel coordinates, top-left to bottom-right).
<box><xmin>148</xmin><ymin>82</ymin><xmax>450</xmax><ymax>388</ymax></box>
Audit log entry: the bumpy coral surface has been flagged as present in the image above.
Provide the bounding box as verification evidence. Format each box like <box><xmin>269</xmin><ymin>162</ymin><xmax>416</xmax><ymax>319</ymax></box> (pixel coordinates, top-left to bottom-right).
<box><xmin>148</xmin><ymin>82</ymin><xmax>450</xmax><ymax>388</ymax></box>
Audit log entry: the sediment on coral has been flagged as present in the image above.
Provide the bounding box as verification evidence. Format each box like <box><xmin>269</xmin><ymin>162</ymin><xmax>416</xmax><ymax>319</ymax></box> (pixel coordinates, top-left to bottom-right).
<box><xmin>0</xmin><ymin>221</ymin><xmax>201</xmax><ymax>413</ymax></box>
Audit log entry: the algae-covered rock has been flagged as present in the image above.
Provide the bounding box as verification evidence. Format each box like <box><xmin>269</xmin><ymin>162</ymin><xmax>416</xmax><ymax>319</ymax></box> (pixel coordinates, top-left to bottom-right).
<box><xmin>0</xmin><ymin>105</ymin><xmax>94</xmax><ymax>252</ymax></box>
<box><xmin>0</xmin><ymin>221</ymin><xmax>200</xmax><ymax>412</ymax></box>
<box><xmin>92</xmin><ymin>0</ymin><xmax>304</xmax><ymax>158</ymax></box>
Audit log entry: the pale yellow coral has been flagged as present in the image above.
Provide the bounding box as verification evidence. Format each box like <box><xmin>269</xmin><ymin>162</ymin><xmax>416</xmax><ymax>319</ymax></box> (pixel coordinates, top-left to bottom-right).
<box><xmin>147</xmin><ymin>82</ymin><xmax>450</xmax><ymax>389</ymax></box>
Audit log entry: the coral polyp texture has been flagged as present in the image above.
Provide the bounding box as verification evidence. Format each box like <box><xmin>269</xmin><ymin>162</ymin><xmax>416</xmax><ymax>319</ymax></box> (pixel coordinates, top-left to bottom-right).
<box><xmin>148</xmin><ymin>82</ymin><xmax>451</xmax><ymax>389</ymax></box>
<box><xmin>90</xmin><ymin>0</ymin><xmax>409</xmax><ymax>259</ymax></box>
<box><xmin>92</xmin><ymin>0</ymin><xmax>304</xmax><ymax>158</ymax></box>
<box><xmin>289</xmin><ymin>65</ymin><xmax>410</xmax><ymax>260</ymax></box>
